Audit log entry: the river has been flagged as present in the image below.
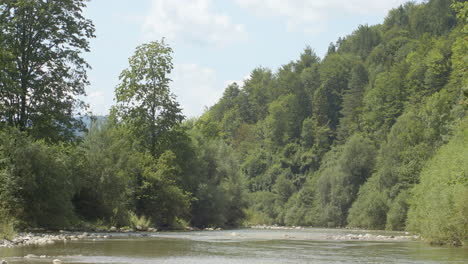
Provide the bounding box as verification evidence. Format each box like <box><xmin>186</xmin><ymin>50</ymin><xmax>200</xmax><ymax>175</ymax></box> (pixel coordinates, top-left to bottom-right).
<box><xmin>1</xmin><ymin>228</ymin><xmax>467</xmax><ymax>263</ymax></box>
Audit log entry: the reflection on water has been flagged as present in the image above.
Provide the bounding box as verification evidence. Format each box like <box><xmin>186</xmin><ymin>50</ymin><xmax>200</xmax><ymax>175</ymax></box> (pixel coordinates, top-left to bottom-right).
<box><xmin>1</xmin><ymin>228</ymin><xmax>467</xmax><ymax>264</ymax></box>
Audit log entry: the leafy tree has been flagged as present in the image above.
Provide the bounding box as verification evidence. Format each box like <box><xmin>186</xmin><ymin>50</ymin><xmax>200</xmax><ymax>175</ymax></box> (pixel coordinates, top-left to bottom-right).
<box><xmin>409</xmin><ymin>0</ymin><xmax>456</xmax><ymax>37</ymax></box>
<box><xmin>137</xmin><ymin>150</ymin><xmax>191</xmax><ymax>228</ymax></box>
<box><xmin>362</xmin><ymin>62</ymin><xmax>408</xmax><ymax>139</ymax></box>
<box><xmin>266</xmin><ymin>94</ymin><xmax>303</xmax><ymax>146</ymax></box>
<box><xmin>313</xmin><ymin>53</ymin><xmax>356</xmax><ymax>131</ymax></box>
<box><xmin>384</xmin><ymin>2</ymin><xmax>415</xmax><ymax>31</ymax></box>
<box><xmin>338</xmin><ymin>24</ymin><xmax>382</xmax><ymax>59</ymax></box>
<box><xmin>407</xmin><ymin>118</ymin><xmax>468</xmax><ymax>245</ymax></box>
<box><xmin>113</xmin><ymin>40</ymin><xmax>183</xmax><ymax>158</ymax></box>
<box><xmin>243</xmin><ymin>68</ymin><xmax>275</xmax><ymax>122</ymax></box>
<box><xmin>72</xmin><ymin>120</ymin><xmax>136</xmax><ymax>226</ymax></box>
<box><xmin>312</xmin><ymin>135</ymin><xmax>376</xmax><ymax>227</ymax></box>
<box><xmin>337</xmin><ymin>63</ymin><xmax>368</xmax><ymax>140</ymax></box>
<box><xmin>0</xmin><ymin>0</ymin><xmax>95</xmax><ymax>141</ymax></box>
<box><xmin>0</xmin><ymin>128</ymin><xmax>76</xmax><ymax>229</ymax></box>
<box><xmin>188</xmin><ymin>129</ymin><xmax>247</xmax><ymax>228</ymax></box>
<box><xmin>294</xmin><ymin>46</ymin><xmax>320</xmax><ymax>74</ymax></box>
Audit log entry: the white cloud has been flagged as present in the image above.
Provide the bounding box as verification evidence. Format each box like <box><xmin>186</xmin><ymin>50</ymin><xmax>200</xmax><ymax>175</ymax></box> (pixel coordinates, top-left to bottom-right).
<box><xmin>85</xmin><ymin>89</ymin><xmax>113</xmax><ymax>116</ymax></box>
<box><xmin>89</xmin><ymin>91</ymin><xmax>104</xmax><ymax>98</ymax></box>
<box><xmin>171</xmin><ymin>63</ymin><xmax>223</xmax><ymax>117</ymax></box>
<box><xmin>235</xmin><ymin>0</ymin><xmax>412</xmax><ymax>33</ymax></box>
<box><xmin>143</xmin><ymin>0</ymin><xmax>246</xmax><ymax>46</ymax></box>
<box><xmin>224</xmin><ymin>74</ymin><xmax>251</xmax><ymax>88</ymax></box>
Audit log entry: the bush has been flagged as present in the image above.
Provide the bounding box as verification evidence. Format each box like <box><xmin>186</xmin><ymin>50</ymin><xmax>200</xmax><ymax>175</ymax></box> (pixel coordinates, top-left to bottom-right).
<box><xmin>0</xmin><ymin>128</ymin><xmax>76</xmax><ymax>229</ymax></box>
<box><xmin>407</xmin><ymin>118</ymin><xmax>468</xmax><ymax>246</ymax></box>
<box><xmin>242</xmin><ymin>208</ymin><xmax>274</xmax><ymax>226</ymax></box>
<box><xmin>386</xmin><ymin>190</ymin><xmax>410</xmax><ymax>230</ymax></box>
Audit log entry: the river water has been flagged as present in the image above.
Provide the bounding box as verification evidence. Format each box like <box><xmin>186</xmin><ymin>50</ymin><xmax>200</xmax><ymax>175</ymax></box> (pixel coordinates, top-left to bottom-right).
<box><xmin>1</xmin><ymin>228</ymin><xmax>467</xmax><ymax>264</ymax></box>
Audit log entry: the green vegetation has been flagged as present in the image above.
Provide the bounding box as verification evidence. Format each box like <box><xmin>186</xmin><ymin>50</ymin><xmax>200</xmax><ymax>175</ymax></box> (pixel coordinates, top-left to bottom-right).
<box><xmin>407</xmin><ymin>117</ymin><xmax>468</xmax><ymax>246</ymax></box>
<box><xmin>0</xmin><ymin>0</ymin><xmax>466</xmax><ymax>247</ymax></box>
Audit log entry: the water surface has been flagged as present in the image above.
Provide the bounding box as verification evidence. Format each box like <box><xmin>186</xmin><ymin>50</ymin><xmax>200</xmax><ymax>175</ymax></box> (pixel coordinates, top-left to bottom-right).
<box><xmin>1</xmin><ymin>228</ymin><xmax>467</xmax><ymax>264</ymax></box>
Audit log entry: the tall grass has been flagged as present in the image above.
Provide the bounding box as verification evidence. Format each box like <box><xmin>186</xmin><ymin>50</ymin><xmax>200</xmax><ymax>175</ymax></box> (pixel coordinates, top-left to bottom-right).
<box><xmin>128</xmin><ymin>212</ymin><xmax>151</xmax><ymax>230</ymax></box>
<box><xmin>0</xmin><ymin>214</ymin><xmax>16</xmax><ymax>240</ymax></box>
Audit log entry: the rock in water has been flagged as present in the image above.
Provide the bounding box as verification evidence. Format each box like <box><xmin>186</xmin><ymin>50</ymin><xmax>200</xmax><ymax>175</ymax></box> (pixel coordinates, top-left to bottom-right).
<box><xmin>52</xmin><ymin>259</ymin><xmax>62</xmax><ymax>264</ymax></box>
<box><xmin>1</xmin><ymin>259</ymin><xmax>7</xmax><ymax>264</ymax></box>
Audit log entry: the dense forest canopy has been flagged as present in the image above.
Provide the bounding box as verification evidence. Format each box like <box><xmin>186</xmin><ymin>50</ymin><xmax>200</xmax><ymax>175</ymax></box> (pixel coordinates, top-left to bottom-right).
<box><xmin>0</xmin><ymin>0</ymin><xmax>467</xmax><ymax>246</ymax></box>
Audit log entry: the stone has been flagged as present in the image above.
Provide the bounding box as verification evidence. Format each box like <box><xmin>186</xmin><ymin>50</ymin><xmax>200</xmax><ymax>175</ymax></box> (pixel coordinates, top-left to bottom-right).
<box><xmin>52</xmin><ymin>259</ymin><xmax>62</xmax><ymax>264</ymax></box>
<box><xmin>1</xmin><ymin>259</ymin><xmax>7</xmax><ymax>264</ymax></box>
<box><xmin>110</xmin><ymin>226</ymin><xmax>117</xmax><ymax>232</ymax></box>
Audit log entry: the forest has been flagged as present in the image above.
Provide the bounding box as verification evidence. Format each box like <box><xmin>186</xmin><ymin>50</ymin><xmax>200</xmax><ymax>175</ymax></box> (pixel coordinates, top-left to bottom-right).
<box><xmin>0</xmin><ymin>0</ymin><xmax>467</xmax><ymax>246</ymax></box>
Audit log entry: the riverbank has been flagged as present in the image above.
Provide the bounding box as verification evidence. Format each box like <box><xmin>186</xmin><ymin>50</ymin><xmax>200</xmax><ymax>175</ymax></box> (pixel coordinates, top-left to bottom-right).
<box><xmin>247</xmin><ymin>225</ymin><xmax>420</xmax><ymax>241</ymax></box>
<box><xmin>0</xmin><ymin>232</ymin><xmax>111</xmax><ymax>248</ymax></box>
<box><xmin>0</xmin><ymin>226</ymin><xmax>421</xmax><ymax>249</ymax></box>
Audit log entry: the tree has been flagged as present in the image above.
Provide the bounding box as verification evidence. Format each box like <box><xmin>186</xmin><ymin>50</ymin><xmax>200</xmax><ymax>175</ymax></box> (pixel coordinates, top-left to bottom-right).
<box><xmin>73</xmin><ymin>120</ymin><xmax>136</xmax><ymax>226</ymax></box>
<box><xmin>337</xmin><ymin>63</ymin><xmax>368</xmax><ymax>140</ymax></box>
<box><xmin>407</xmin><ymin>117</ymin><xmax>468</xmax><ymax>246</ymax></box>
<box><xmin>0</xmin><ymin>128</ymin><xmax>76</xmax><ymax>229</ymax></box>
<box><xmin>0</xmin><ymin>0</ymin><xmax>95</xmax><ymax>141</ymax></box>
<box><xmin>113</xmin><ymin>40</ymin><xmax>183</xmax><ymax>158</ymax></box>
<box><xmin>243</xmin><ymin>67</ymin><xmax>275</xmax><ymax>122</ymax></box>
<box><xmin>266</xmin><ymin>94</ymin><xmax>303</xmax><ymax>146</ymax></box>
<box><xmin>137</xmin><ymin>150</ymin><xmax>191</xmax><ymax>228</ymax></box>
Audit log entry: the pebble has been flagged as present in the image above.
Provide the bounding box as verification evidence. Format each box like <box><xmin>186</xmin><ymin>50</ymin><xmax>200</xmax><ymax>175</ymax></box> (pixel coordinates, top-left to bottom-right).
<box><xmin>1</xmin><ymin>259</ymin><xmax>7</xmax><ymax>264</ymax></box>
<box><xmin>326</xmin><ymin>233</ymin><xmax>417</xmax><ymax>241</ymax></box>
<box><xmin>53</xmin><ymin>259</ymin><xmax>62</xmax><ymax>264</ymax></box>
<box><xmin>250</xmin><ymin>225</ymin><xmax>304</xmax><ymax>230</ymax></box>
<box><xmin>1</xmin><ymin>232</ymin><xmax>113</xmax><ymax>248</ymax></box>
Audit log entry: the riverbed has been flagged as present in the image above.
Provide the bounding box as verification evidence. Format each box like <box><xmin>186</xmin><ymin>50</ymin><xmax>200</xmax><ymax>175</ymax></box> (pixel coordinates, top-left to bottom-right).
<box><xmin>1</xmin><ymin>228</ymin><xmax>467</xmax><ymax>263</ymax></box>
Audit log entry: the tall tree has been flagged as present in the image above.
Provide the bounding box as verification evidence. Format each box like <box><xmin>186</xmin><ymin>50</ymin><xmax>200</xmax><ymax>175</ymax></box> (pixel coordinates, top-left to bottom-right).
<box><xmin>337</xmin><ymin>63</ymin><xmax>369</xmax><ymax>140</ymax></box>
<box><xmin>113</xmin><ymin>40</ymin><xmax>183</xmax><ymax>158</ymax></box>
<box><xmin>0</xmin><ymin>0</ymin><xmax>95</xmax><ymax>141</ymax></box>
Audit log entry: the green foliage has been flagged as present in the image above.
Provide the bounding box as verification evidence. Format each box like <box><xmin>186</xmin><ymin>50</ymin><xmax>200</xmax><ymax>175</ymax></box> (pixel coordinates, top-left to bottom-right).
<box><xmin>0</xmin><ymin>212</ymin><xmax>15</xmax><ymax>240</ymax></box>
<box><xmin>363</xmin><ymin>62</ymin><xmax>408</xmax><ymax>138</ymax></box>
<box><xmin>312</xmin><ymin>135</ymin><xmax>377</xmax><ymax>227</ymax></box>
<box><xmin>187</xmin><ymin>128</ymin><xmax>247</xmax><ymax>228</ymax></box>
<box><xmin>338</xmin><ymin>24</ymin><xmax>382</xmax><ymax>59</ymax></box>
<box><xmin>0</xmin><ymin>128</ymin><xmax>76</xmax><ymax>229</ymax></box>
<box><xmin>128</xmin><ymin>211</ymin><xmax>152</xmax><ymax>230</ymax></box>
<box><xmin>407</xmin><ymin>118</ymin><xmax>468</xmax><ymax>246</ymax></box>
<box><xmin>0</xmin><ymin>0</ymin><xmax>465</xmax><ymax>240</ymax></box>
<box><xmin>386</xmin><ymin>190</ymin><xmax>411</xmax><ymax>231</ymax></box>
<box><xmin>0</xmin><ymin>0</ymin><xmax>94</xmax><ymax>141</ymax></box>
<box><xmin>72</xmin><ymin>121</ymin><xmax>136</xmax><ymax>226</ymax></box>
<box><xmin>266</xmin><ymin>94</ymin><xmax>303</xmax><ymax>146</ymax></box>
<box><xmin>243</xmin><ymin>68</ymin><xmax>276</xmax><ymax>122</ymax></box>
<box><xmin>113</xmin><ymin>40</ymin><xmax>184</xmax><ymax>158</ymax></box>
<box><xmin>137</xmin><ymin>151</ymin><xmax>191</xmax><ymax>228</ymax></box>
<box><xmin>338</xmin><ymin>63</ymin><xmax>369</xmax><ymax>140</ymax></box>
<box><xmin>314</xmin><ymin>53</ymin><xmax>357</xmax><ymax>130</ymax></box>
<box><xmin>347</xmin><ymin>179</ymin><xmax>389</xmax><ymax>230</ymax></box>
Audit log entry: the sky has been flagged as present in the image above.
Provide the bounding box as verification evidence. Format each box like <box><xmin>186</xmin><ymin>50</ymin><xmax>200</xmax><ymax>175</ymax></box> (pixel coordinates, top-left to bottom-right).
<box><xmin>82</xmin><ymin>0</ymin><xmax>420</xmax><ymax>118</ymax></box>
